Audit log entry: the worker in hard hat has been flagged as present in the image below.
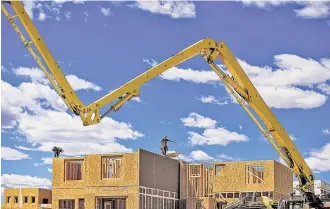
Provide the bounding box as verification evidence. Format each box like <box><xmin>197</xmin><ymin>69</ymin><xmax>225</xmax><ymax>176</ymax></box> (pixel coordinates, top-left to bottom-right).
<box><xmin>160</xmin><ymin>135</ymin><xmax>175</xmax><ymax>155</ymax></box>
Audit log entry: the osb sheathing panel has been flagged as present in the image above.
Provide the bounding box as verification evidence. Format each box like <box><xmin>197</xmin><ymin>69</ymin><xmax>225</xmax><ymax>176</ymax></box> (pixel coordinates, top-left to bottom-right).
<box><xmin>52</xmin><ymin>157</ymin><xmax>85</xmax><ymax>188</ymax></box>
<box><xmin>3</xmin><ymin>188</ymin><xmax>52</xmax><ymax>208</ymax></box>
<box><xmin>201</xmin><ymin>197</ymin><xmax>216</xmax><ymax>209</ymax></box>
<box><xmin>86</xmin><ymin>153</ymin><xmax>138</xmax><ymax>187</ymax></box>
<box><xmin>213</xmin><ymin>160</ymin><xmax>275</xmax><ymax>192</ymax></box>
<box><xmin>139</xmin><ymin>149</ymin><xmax>180</xmax><ymax>192</ymax></box>
<box><xmin>53</xmin><ymin>153</ymin><xmax>138</xmax><ymax>189</ymax></box>
<box><xmin>52</xmin><ymin>186</ymin><xmax>139</xmax><ymax>209</ymax></box>
<box><xmin>274</xmin><ymin>161</ymin><xmax>293</xmax><ymax>194</ymax></box>
<box><xmin>39</xmin><ymin>188</ymin><xmax>52</xmax><ymax>204</ymax></box>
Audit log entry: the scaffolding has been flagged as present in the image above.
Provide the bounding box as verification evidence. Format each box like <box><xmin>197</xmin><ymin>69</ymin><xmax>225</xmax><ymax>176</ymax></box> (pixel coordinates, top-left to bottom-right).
<box><xmin>139</xmin><ymin>186</ymin><xmax>179</xmax><ymax>209</ymax></box>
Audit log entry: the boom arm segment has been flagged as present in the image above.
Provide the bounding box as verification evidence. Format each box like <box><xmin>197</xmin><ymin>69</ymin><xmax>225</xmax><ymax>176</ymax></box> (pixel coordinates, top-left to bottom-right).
<box><xmin>2</xmin><ymin>1</ymin><xmax>323</xmax><ymax>208</ymax></box>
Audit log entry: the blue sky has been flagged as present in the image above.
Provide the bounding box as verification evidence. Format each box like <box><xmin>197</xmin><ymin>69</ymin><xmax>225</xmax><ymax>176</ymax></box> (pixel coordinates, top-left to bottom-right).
<box><xmin>1</xmin><ymin>0</ymin><xmax>330</xmax><ymax>195</ymax></box>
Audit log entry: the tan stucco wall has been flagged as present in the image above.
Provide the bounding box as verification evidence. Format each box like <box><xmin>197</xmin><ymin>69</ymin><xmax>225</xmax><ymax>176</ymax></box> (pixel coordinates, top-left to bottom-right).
<box><xmin>213</xmin><ymin>160</ymin><xmax>275</xmax><ymax>192</ymax></box>
<box><xmin>138</xmin><ymin>149</ymin><xmax>180</xmax><ymax>192</ymax></box>
<box><xmin>3</xmin><ymin>188</ymin><xmax>52</xmax><ymax>208</ymax></box>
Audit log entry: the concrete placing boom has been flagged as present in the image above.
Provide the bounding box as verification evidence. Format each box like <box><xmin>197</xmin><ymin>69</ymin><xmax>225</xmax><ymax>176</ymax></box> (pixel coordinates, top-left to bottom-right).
<box><xmin>2</xmin><ymin>2</ymin><xmax>324</xmax><ymax>209</ymax></box>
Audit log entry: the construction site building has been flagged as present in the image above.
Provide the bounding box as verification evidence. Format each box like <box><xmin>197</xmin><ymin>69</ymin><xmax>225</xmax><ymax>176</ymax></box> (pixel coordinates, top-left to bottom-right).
<box><xmin>179</xmin><ymin>160</ymin><xmax>293</xmax><ymax>209</ymax></box>
<box><xmin>52</xmin><ymin>149</ymin><xmax>180</xmax><ymax>209</ymax></box>
<box><xmin>51</xmin><ymin>148</ymin><xmax>293</xmax><ymax>209</ymax></box>
<box><xmin>2</xmin><ymin>188</ymin><xmax>52</xmax><ymax>209</ymax></box>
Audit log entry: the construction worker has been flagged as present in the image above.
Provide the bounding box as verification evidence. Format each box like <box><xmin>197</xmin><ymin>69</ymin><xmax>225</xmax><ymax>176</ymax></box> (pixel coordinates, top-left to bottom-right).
<box><xmin>52</xmin><ymin>146</ymin><xmax>63</xmax><ymax>158</ymax></box>
<box><xmin>160</xmin><ymin>135</ymin><xmax>175</xmax><ymax>156</ymax></box>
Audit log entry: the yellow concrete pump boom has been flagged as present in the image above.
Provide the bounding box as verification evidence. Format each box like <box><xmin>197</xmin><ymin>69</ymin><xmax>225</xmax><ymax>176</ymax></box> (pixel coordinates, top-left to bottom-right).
<box><xmin>2</xmin><ymin>2</ymin><xmax>324</xmax><ymax>208</ymax></box>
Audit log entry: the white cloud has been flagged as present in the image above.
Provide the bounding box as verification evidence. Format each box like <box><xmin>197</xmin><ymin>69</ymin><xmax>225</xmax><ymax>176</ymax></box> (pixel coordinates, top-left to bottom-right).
<box><xmin>2</xmin><ymin>67</ymin><xmax>144</xmax><ymax>156</ymax></box>
<box><xmin>143</xmin><ymin>59</ymin><xmax>158</xmax><ymax>67</ymax></box>
<box><xmin>176</xmin><ymin>153</ymin><xmax>193</xmax><ymax>162</ymax></box>
<box><xmin>295</xmin><ymin>2</ymin><xmax>330</xmax><ymax>19</ymax></box>
<box><xmin>217</xmin><ymin>154</ymin><xmax>241</xmax><ymax>161</ymax></box>
<box><xmin>1</xmin><ymin>174</ymin><xmax>51</xmax><ymax>188</ymax></box>
<box><xmin>189</xmin><ymin>127</ymin><xmax>249</xmax><ymax>146</ymax></box>
<box><xmin>181</xmin><ymin>113</ymin><xmax>248</xmax><ymax>146</ymax></box>
<box><xmin>146</xmin><ymin>54</ymin><xmax>330</xmax><ymax>109</ymax></box>
<box><xmin>22</xmin><ymin>1</ymin><xmax>37</xmax><ymax>19</ymax></box>
<box><xmin>38</xmin><ymin>12</ymin><xmax>46</xmax><ymax>21</ymax></box>
<box><xmin>1</xmin><ymin>147</ymin><xmax>30</xmax><ymax>160</ymax></box>
<box><xmin>16</xmin><ymin>110</ymin><xmax>143</xmax><ymax>144</ymax></box>
<box><xmin>255</xmin><ymin>86</ymin><xmax>326</xmax><ymax>109</ymax></box>
<box><xmin>14</xmin><ymin>66</ymin><xmax>102</xmax><ymax>92</ymax></box>
<box><xmin>240</xmin><ymin>1</ymin><xmax>330</xmax><ymax>19</ymax></box>
<box><xmin>241</xmin><ymin>0</ymin><xmax>286</xmax><ymax>8</ymax></box>
<box><xmin>323</xmin><ymin>128</ymin><xmax>330</xmax><ymax>135</ymax></box>
<box><xmin>160</xmin><ymin>66</ymin><xmax>218</xmax><ymax>84</ymax></box>
<box><xmin>318</xmin><ymin>83</ymin><xmax>330</xmax><ymax>95</ymax></box>
<box><xmin>66</xmin><ymin>75</ymin><xmax>102</xmax><ymax>91</ymax></box>
<box><xmin>190</xmin><ymin>150</ymin><xmax>214</xmax><ymax>161</ymax></box>
<box><xmin>131</xmin><ymin>97</ymin><xmax>143</xmax><ymax>103</ymax></box>
<box><xmin>175</xmin><ymin>151</ymin><xmax>240</xmax><ymax>163</ymax></box>
<box><xmin>41</xmin><ymin>157</ymin><xmax>53</xmax><ymax>165</ymax></box>
<box><xmin>305</xmin><ymin>143</ymin><xmax>330</xmax><ymax>172</ymax></box>
<box><xmin>18</xmin><ymin>142</ymin><xmax>133</xmax><ymax>156</ymax></box>
<box><xmin>33</xmin><ymin>157</ymin><xmax>53</xmax><ymax>167</ymax></box>
<box><xmin>198</xmin><ymin>95</ymin><xmax>228</xmax><ymax>106</ymax></box>
<box><xmin>64</xmin><ymin>11</ymin><xmax>72</xmax><ymax>20</ymax></box>
<box><xmin>173</xmin><ymin>150</ymin><xmax>215</xmax><ymax>162</ymax></box>
<box><xmin>1</xmin><ymin>80</ymin><xmax>67</xmax><ymax>129</ymax></box>
<box><xmin>289</xmin><ymin>134</ymin><xmax>297</xmax><ymax>141</ymax></box>
<box><xmin>239</xmin><ymin>125</ymin><xmax>243</xmax><ymax>130</ymax></box>
<box><xmin>47</xmin><ymin>168</ymin><xmax>52</xmax><ymax>173</ymax></box>
<box><xmin>238</xmin><ymin>55</ymin><xmax>330</xmax><ymax>88</ymax></box>
<box><xmin>22</xmin><ymin>2</ymin><xmax>59</xmax><ymax>21</ymax></box>
<box><xmin>181</xmin><ymin>112</ymin><xmax>217</xmax><ymax>129</ymax></box>
<box><xmin>130</xmin><ymin>1</ymin><xmax>196</xmax><ymax>19</ymax></box>
<box><xmin>14</xmin><ymin>67</ymin><xmax>49</xmax><ymax>84</ymax></box>
<box><xmin>100</xmin><ymin>7</ymin><xmax>111</xmax><ymax>16</ymax></box>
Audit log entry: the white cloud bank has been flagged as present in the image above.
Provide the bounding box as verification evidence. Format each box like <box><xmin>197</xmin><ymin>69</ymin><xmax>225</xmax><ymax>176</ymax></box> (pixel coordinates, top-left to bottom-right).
<box><xmin>278</xmin><ymin>142</ymin><xmax>330</xmax><ymax>173</ymax></box>
<box><xmin>181</xmin><ymin>112</ymin><xmax>217</xmax><ymax>129</ymax></box>
<box><xmin>22</xmin><ymin>1</ymin><xmax>82</xmax><ymax>22</ymax></box>
<box><xmin>129</xmin><ymin>1</ymin><xmax>196</xmax><ymax>19</ymax></box>
<box><xmin>197</xmin><ymin>95</ymin><xmax>229</xmax><ymax>106</ymax></box>
<box><xmin>14</xmin><ymin>67</ymin><xmax>102</xmax><ymax>91</ymax></box>
<box><xmin>145</xmin><ymin>54</ymin><xmax>330</xmax><ymax>109</ymax></box>
<box><xmin>190</xmin><ymin>150</ymin><xmax>214</xmax><ymax>161</ymax></box>
<box><xmin>181</xmin><ymin>113</ymin><xmax>249</xmax><ymax>146</ymax></box>
<box><xmin>1</xmin><ymin>174</ymin><xmax>51</xmax><ymax>189</ymax></box>
<box><xmin>240</xmin><ymin>1</ymin><xmax>330</xmax><ymax>19</ymax></box>
<box><xmin>2</xmin><ymin>66</ymin><xmax>144</xmax><ymax>156</ymax></box>
<box><xmin>305</xmin><ymin>143</ymin><xmax>330</xmax><ymax>172</ymax></box>
<box><xmin>1</xmin><ymin>147</ymin><xmax>30</xmax><ymax>160</ymax></box>
<box><xmin>175</xmin><ymin>150</ymin><xmax>241</xmax><ymax>162</ymax></box>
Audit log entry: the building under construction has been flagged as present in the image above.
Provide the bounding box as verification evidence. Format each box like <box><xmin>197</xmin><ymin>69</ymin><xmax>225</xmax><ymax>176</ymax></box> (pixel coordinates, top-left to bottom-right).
<box><xmin>49</xmin><ymin>149</ymin><xmax>292</xmax><ymax>209</ymax></box>
<box><xmin>2</xmin><ymin>188</ymin><xmax>52</xmax><ymax>209</ymax></box>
